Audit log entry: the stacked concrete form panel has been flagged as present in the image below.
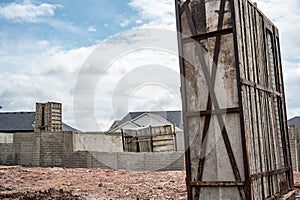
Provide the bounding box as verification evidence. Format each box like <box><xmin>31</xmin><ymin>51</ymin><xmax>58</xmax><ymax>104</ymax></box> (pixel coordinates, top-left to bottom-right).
<box><xmin>289</xmin><ymin>126</ymin><xmax>300</xmax><ymax>172</ymax></box>
<box><xmin>289</xmin><ymin>126</ymin><xmax>298</xmax><ymax>172</ymax></box>
<box><xmin>296</xmin><ymin>128</ymin><xmax>300</xmax><ymax>172</ymax></box>
<box><xmin>176</xmin><ymin>0</ymin><xmax>294</xmax><ymax>199</ymax></box>
<box><xmin>35</xmin><ymin>102</ymin><xmax>62</xmax><ymax>132</ymax></box>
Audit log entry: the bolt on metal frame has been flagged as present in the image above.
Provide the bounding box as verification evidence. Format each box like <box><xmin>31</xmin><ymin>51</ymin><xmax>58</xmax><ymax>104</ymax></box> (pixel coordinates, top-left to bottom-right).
<box><xmin>175</xmin><ymin>0</ymin><xmax>294</xmax><ymax>199</ymax></box>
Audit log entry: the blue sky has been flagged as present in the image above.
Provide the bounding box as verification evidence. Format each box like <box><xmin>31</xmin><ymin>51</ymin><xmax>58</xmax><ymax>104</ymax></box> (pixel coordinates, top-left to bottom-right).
<box><xmin>0</xmin><ymin>0</ymin><xmax>178</xmax><ymax>131</ymax></box>
<box><xmin>0</xmin><ymin>0</ymin><xmax>140</xmax><ymax>50</ymax></box>
<box><xmin>0</xmin><ymin>0</ymin><xmax>300</xmax><ymax>131</ymax></box>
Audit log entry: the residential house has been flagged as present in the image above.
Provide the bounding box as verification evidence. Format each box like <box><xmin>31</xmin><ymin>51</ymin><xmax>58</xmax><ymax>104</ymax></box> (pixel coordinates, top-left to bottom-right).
<box><xmin>108</xmin><ymin>111</ymin><xmax>183</xmax><ymax>132</ymax></box>
<box><xmin>108</xmin><ymin>111</ymin><xmax>185</xmax><ymax>151</ymax></box>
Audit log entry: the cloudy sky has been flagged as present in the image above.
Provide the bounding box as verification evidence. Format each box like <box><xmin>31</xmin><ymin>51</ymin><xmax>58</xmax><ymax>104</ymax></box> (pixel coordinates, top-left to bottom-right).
<box><xmin>0</xmin><ymin>0</ymin><xmax>299</xmax><ymax>131</ymax></box>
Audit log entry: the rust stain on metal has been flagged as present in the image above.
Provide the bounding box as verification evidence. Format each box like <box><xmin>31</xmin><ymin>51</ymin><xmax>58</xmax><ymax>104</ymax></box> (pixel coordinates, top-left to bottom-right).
<box><xmin>176</xmin><ymin>0</ymin><xmax>294</xmax><ymax>199</ymax></box>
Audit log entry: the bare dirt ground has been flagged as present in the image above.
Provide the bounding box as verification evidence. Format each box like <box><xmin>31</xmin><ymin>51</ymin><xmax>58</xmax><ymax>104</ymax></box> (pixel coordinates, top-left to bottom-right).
<box><xmin>2</xmin><ymin>166</ymin><xmax>300</xmax><ymax>199</ymax></box>
<box><xmin>292</xmin><ymin>172</ymin><xmax>300</xmax><ymax>199</ymax></box>
<box><xmin>0</xmin><ymin>166</ymin><xmax>186</xmax><ymax>200</ymax></box>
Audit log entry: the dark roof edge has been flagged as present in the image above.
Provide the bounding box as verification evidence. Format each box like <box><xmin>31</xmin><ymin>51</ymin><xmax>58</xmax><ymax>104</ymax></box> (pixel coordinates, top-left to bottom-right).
<box><xmin>0</xmin><ymin>130</ymin><xmax>34</xmax><ymax>133</ymax></box>
<box><xmin>0</xmin><ymin>111</ymin><xmax>35</xmax><ymax>114</ymax></box>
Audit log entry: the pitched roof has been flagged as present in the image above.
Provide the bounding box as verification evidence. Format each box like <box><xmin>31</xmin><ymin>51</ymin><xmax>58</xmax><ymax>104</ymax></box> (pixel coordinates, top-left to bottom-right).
<box><xmin>62</xmin><ymin>123</ymin><xmax>81</xmax><ymax>132</ymax></box>
<box><xmin>0</xmin><ymin>112</ymin><xmax>35</xmax><ymax>132</ymax></box>
<box><xmin>109</xmin><ymin>120</ymin><xmax>121</xmax><ymax>130</ymax></box>
<box><xmin>288</xmin><ymin>116</ymin><xmax>300</xmax><ymax>129</ymax></box>
<box><xmin>109</xmin><ymin>111</ymin><xmax>183</xmax><ymax>130</ymax></box>
<box><xmin>0</xmin><ymin>112</ymin><xmax>79</xmax><ymax>133</ymax></box>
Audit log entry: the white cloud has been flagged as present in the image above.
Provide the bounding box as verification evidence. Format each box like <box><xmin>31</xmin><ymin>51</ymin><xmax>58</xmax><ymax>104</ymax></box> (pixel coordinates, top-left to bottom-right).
<box><xmin>0</xmin><ymin>1</ymin><xmax>181</xmax><ymax>131</ymax></box>
<box><xmin>136</xmin><ymin>19</ymin><xmax>143</xmax><ymax>24</ymax></box>
<box><xmin>1</xmin><ymin>0</ymin><xmax>300</xmax><ymax>132</ymax></box>
<box><xmin>120</xmin><ymin>19</ymin><xmax>130</xmax><ymax>27</ymax></box>
<box><xmin>92</xmin><ymin>49</ymin><xmax>181</xmax><ymax>130</ymax></box>
<box><xmin>255</xmin><ymin>0</ymin><xmax>300</xmax><ymax>59</ymax></box>
<box><xmin>72</xmin><ymin>28</ymin><xmax>180</xmax><ymax>131</ymax></box>
<box><xmin>255</xmin><ymin>0</ymin><xmax>300</xmax><ymax>118</ymax></box>
<box><xmin>128</xmin><ymin>0</ymin><xmax>176</xmax><ymax>29</ymax></box>
<box><xmin>0</xmin><ymin>0</ymin><xmax>59</xmax><ymax>22</ymax></box>
<box><xmin>0</xmin><ymin>40</ymin><xmax>97</xmax><ymax>129</ymax></box>
<box><xmin>88</xmin><ymin>26</ymin><xmax>97</xmax><ymax>32</ymax></box>
<box><xmin>283</xmin><ymin>61</ymin><xmax>300</xmax><ymax>118</ymax></box>
<box><xmin>128</xmin><ymin>0</ymin><xmax>300</xmax><ymax>120</ymax></box>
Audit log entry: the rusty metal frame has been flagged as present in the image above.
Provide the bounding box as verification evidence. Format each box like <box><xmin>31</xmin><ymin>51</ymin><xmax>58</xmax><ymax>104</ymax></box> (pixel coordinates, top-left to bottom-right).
<box><xmin>176</xmin><ymin>0</ymin><xmax>247</xmax><ymax>199</ymax></box>
<box><xmin>176</xmin><ymin>0</ymin><xmax>294</xmax><ymax>199</ymax></box>
<box><xmin>181</xmin><ymin>28</ymin><xmax>233</xmax><ymax>43</ymax></box>
<box><xmin>184</xmin><ymin>107</ymin><xmax>241</xmax><ymax>117</ymax></box>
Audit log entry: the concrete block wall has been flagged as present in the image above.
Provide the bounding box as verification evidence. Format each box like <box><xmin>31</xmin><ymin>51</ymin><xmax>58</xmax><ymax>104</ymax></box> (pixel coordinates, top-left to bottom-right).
<box><xmin>64</xmin><ymin>151</ymin><xmax>89</xmax><ymax>168</ymax></box>
<box><xmin>31</xmin><ymin>133</ymin><xmax>41</xmax><ymax>166</ymax></box>
<box><xmin>13</xmin><ymin>133</ymin><xmax>35</xmax><ymax>166</ymax></box>
<box><xmin>0</xmin><ymin>132</ymin><xmax>73</xmax><ymax>167</ymax></box>
<box><xmin>90</xmin><ymin>152</ymin><xmax>118</xmax><ymax>169</ymax></box>
<box><xmin>117</xmin><ymin>152</ymin><xmax>145</xmax><ymax>170</ymax></box>
<box><xmin>0</xmin><ymin>133</ymin><xmax>14</xmax><ymax>165</ymax></box>
<box><xmin>40</xmin><ymin>132</ymin><xmax>73</xmax><ymax>167</ymax></box>
<box><xmin>0</xmin><ymin>143</ymin><xmax>14</xmax><ymax>165</ymax></box>
<box><xmin>0</xmin><ymin>132</ymin><xmax>185</xmax><ymax>171</ymax></box>
<box><xmin>89</xmin><ymin>151</ymin><xmax>185</xmax><ymax>171</ymax></box>
<box><xmin>141</xmin><ymin>152</ymin><xmax>184</xmax><ymax>171</ymax></box>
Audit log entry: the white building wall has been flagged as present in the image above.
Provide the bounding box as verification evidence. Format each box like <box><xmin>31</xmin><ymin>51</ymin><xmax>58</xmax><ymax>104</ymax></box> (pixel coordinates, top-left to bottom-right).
<box><xmin>0</xmin><ymin>133</ymin><xmax>13</xmax><ymax>143</ymax></box>
<box><xmin>74</xmin><ymin>132</ymin><xmax>123</xmax><ymax>152</ymax></box>
<box><xmin>112</xmin><ymin>122</ymin><xmax>138</xmax><ymax>133</ymax></box>
<box><xmin>133</xmin><ymin>114</ymin><xmax>183</xmax><ymax>132</ymax></box>
<box><xmin>121</xmin><ymin>123</ymin><xmax>138</xmax><ymax>130</ymax></box>
<box><xmin>133</xmin><ymin>114</ymin><xmax>165</xmax><ymax>127</ymax></box>
<box><xmin>175</xmin><ymin>131</ymin><xmax>185</xmax><ymax>151</ymax></box>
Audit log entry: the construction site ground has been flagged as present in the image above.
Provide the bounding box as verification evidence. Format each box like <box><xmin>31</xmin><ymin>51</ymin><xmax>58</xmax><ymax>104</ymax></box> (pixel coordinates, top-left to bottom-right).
<box><xmin>0</xmin><ymin>165</ymin><xmax>186</xmax><ymax>200</ymax></box>
<box><xmin>1</xmin><ymin>165</ymin><xmax>300</xmax><ymax>199</ymax></box>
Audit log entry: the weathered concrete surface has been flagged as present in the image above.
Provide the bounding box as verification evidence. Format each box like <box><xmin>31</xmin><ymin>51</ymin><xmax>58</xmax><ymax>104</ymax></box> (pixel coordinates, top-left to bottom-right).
<box><xmin>290</xmin><ymin>126</ymin><xmax>297</xmax><ymax>171</ymax></box>
<box><xmin>74</xmin><ymin>132</ymin><xmax>123</xmax><ymax>152</ymax></box>
<box><xmin>179</xmin><ymin>0</ymin><xmax>245</xmax><ymax>198</ymax></box>
<box><xmin>35</xmin><ymin>102</ymin><xmax>62</xmax><ymax>132</ymax></box>
<box><xmin>65</xmin><ymin>151</ymin><xmax>185</xmax><ymax>171</ymax></box>
<box><xmin>178</xmin><ymin>0</ymin><xmax>293</xmax><ymax>199</ymax></box>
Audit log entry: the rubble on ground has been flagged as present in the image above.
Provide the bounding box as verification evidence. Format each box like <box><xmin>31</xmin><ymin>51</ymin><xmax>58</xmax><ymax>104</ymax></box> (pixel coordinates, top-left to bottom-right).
<box><xmin>0</xmin><ymin>166</ymin><xmax>186</xmax><ymax>200</ymax></box>
<box><xmin>2</xmin><ymin>166</ymin><xmax>300</xmax><ymax>199</ymax></box>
